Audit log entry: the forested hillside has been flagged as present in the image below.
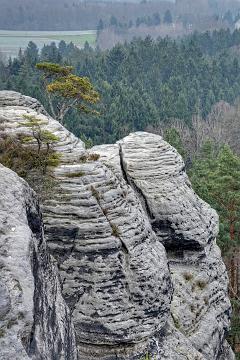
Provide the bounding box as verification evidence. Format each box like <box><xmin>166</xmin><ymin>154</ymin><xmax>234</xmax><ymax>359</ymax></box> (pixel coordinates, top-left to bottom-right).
<box><xmin>1</xmin><ymin>29</ymin><xmax>240</xmax><ymax>145</ymax></box>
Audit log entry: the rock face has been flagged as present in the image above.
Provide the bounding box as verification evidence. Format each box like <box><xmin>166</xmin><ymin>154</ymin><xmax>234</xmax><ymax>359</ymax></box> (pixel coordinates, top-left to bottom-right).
<box><xmin>94</xmin><ymin>132</ymin><xmax>234</xmax><ymax>360</ymax></box>
<box><xmin>118</xmin><ymin>133</ymin><xmax>233</xmax><ymax>359</ymax></box>
<box><xmin>0</xmin><ymin>91</ymin><xmax>235</xmax><ymax>360</ymax></box>
<box><xmin>0</xmin><ymin>164</ymin><xmax>77</xmax><ymax>360</ymax></box>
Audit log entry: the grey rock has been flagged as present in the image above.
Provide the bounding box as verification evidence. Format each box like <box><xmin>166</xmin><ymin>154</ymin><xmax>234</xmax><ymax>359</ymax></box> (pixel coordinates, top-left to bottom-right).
<box><xmin>152</xmin><ymin>322</ymin><xmax>206</xmax><ymax>359</ymax></box>
<box><xmin>0</xmin><ymin>165</ymin><xmax>77</xmax><ymax>360</ymax></box>
<box><xmin>95</xmin><ymin>131</ymin><xmax>234</xmax><ymax>360</ymax></box>
<box><xmin>113</xmin><ymin>131</ymin><xmax>217</xmax><ymax>251</ymax></box>
<box><xmin>0</xmin><ymin>91</ymin><xmax>85</xmax><ymax>163</ymax></box>
<box><xmin>0</xmin><ymin>282</ymin><xmax>11</xmax><ymax>320</ymax></box>
<box><xmin>43</xmin><ymin>152</ymin><xmax>172</xmax><ymax>356</ymax></box>
<box><xmin>0</xmin><ymin>90</ymin><xmax>48</xmax><ymax>115</ymax></box>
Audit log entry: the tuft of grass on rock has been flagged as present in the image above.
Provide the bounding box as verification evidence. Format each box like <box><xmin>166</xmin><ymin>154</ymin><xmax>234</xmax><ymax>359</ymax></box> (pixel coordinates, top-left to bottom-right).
<box><xmin>172</xmin><ymin>314</ymin><xmax>181</xmax><ymax>329</ymax></box>
<box><xmin>66</xmin><ymin>171</ymin><xmax>85</xmax><ymax>178</ymax></box>
<box><xmin>183</xmin><ymin>272</ymin><xmax>194</xmax><ymax>282</ymax></box>
<box><xmin>6</xmin><ymin>319</ymin><xmax>18</xmax><ymax>329</ymax></box>
<box><xmin>111</xmin><ymin>224</ymin><xmax>121</xmax><ymax>238</ymax></box>
<box><xmin>88</xmin><ymin>153</ymin><xmax>100</xmax><ymax>161</ymax></box>
<box><xmin>196</xmin><ymin>280</ymin><xmax>207</xmax><ymax>290</ymax></box>
<box><xmin>79</xmin><ymin>153</ymin><xmax>100</xmax><ymax>162</ymax></box>
<box><xmin>204</xmin><ymin>296</ymin><xmax>209</xmax><ymax>305</ymax></box>
<box><xmin>91</xmin><ymin>186</ymin><xmax>101</xmax><ymax>202</ymax></box>
<box><xmin>142</xmin><ymin>352</ymin><xmax>157</xmax><ymax>360</ymax></box>
<box><xmin>0</xmin><ymin>328</ymin><xmax>6</xmax><ymax>338</ymax></box>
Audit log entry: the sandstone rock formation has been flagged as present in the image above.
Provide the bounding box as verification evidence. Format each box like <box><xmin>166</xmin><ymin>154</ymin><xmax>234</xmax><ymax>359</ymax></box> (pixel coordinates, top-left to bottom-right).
<box><xmin>0</xmin><ymin>91</ymin><xmax>235</xmax><ymax>360</ymax></box>
<box><xmin>94</xmin><ymin>132</ymin><xmax>234</xmax><ymax>360</ymax></box>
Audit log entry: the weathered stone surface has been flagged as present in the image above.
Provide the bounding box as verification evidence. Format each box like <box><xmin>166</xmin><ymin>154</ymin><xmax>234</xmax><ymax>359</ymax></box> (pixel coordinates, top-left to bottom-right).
<box><xmin>0</xmin><ymin>92</ymin><xmax>235</xmax><ymax>360</ymax></box>
<box><xmin>169</xmin><ymin>241</ymin><xmax>231</xmax><ymax>359</ymax></box>
<box><xmin>94</xmin><ymin>131</ymin><xmax>234</xmax><ymax>360</ymax></box>
<box><xmin>0</xmin><ymin>164</ymin><xmax>77</xmax><ymax>360</ymax></box>
<box><xmin>0</xmin><ymin>90</ymin><xmax>85</xmax><ymax>163</ymax></box>
<box><xmin>44</xmin><ymin>161</ymin><xmax>172</xmax><ymax>349</ymax></box>
<box><xmin>0</xmin><ymin>91</ymin><xmax>48</xmax><ymax>114</ymax></box>
<box><xmin>96</xmin><ymin>132</ymin><xmax>218</xmax><ymax>251</ymax></box>
<box><xmin>152</xmin><ymin>322</ymin><xmax>206</xmax><ymax>360</ymax></box>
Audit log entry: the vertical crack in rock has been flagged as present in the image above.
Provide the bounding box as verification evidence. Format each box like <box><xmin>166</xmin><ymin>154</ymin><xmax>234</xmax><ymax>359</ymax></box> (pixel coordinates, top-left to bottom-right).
<box><xmin>119</xmin><ymin>143</ymin><xmax>154</xmax><ymax>220</ymax></box>
<box><xmin>91</xmin><ymin>184</ymin><xmax>129</xmax><ymax>255</ymax></box>
<box><xmin>117</xmin><ymin>132</ymin><xmax>234</xmax><ymax>360</ymax></box>
<box><xmin>89</xmin><ymin>181</ymin><xmax>134</xmax><ymax>314</ymax></box>
<box><xmin>119</xmin><ymin>142</ymin><xmax>204</xmax><ymax>254</ymax></box>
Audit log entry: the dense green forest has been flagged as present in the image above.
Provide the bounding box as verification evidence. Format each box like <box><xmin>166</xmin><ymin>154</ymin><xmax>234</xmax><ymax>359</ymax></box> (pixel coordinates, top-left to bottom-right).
<box><xmin>2</xmin><ymin>28</ymin><xmax>240</xmax><ymax>145</ymax></box>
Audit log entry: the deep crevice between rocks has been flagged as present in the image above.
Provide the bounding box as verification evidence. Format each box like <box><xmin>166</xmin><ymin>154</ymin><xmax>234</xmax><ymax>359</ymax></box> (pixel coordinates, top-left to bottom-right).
<box><xmin>25</xmin><ymin>199</ymin><xmax>77</xmax><ymax>359</ymax></box>
<box><xmin>118</xmin><ymin>144</ymin><xmax>207</xmax><ymax>262</ymax></box>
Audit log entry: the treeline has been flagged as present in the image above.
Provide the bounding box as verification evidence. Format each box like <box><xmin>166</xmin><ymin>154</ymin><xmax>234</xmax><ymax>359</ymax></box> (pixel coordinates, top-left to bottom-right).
<box><xmin>96</xmin><ymin>10</ymin><xmax>177</xmax><ymax>49</ymax></box>
<box><xmin>97</xmin><ymin>10</ymin><xmax>173</xmax><ymax>31</ymax></box>
<box><xmin>0</xmin><ymin>0</ymin><xmax>240</xmax><ymax>31</ymax></box>
<box><xmin>97</xmin><ymin>7</ymin><xmax>239</xmax><ymax>36</ymax></box>
<box><xmin>96</xmin><ymin>3</ymin><xmax>240</xmax><ymax>49</ymax></box>
<box><xmin>98</xmin><ymin>9</ymin><xmax>239</xmax><ymax>32</ymax></box>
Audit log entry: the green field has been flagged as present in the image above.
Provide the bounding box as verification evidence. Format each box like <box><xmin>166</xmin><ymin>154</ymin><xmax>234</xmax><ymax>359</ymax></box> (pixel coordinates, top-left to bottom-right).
<box><xmin>0</xmin><ymin>30</ymin><xmax>97</xmax><ymax>59</ymax></box>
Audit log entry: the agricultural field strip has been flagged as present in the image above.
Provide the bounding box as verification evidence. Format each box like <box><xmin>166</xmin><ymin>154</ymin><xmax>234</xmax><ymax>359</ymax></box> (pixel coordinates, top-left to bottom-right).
<box><xmin>0</xmin><ymin>30</ymin><xmax>97</xmax><ymax>58</ymax></box>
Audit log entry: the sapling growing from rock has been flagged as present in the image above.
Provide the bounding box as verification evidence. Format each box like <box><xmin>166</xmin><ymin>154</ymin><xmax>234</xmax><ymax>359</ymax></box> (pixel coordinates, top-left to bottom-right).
<box><xmin>21</xmin><ymin>114</ymin><xmax>60</xmax><ymax>173</ymax></box>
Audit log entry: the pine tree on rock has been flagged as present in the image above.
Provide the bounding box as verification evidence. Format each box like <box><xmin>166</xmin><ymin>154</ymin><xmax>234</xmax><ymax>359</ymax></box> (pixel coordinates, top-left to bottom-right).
<box><xmin>36</xmin><ymin>62</ymin><xmax>100</xmax><ymax>125</ymax></box>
